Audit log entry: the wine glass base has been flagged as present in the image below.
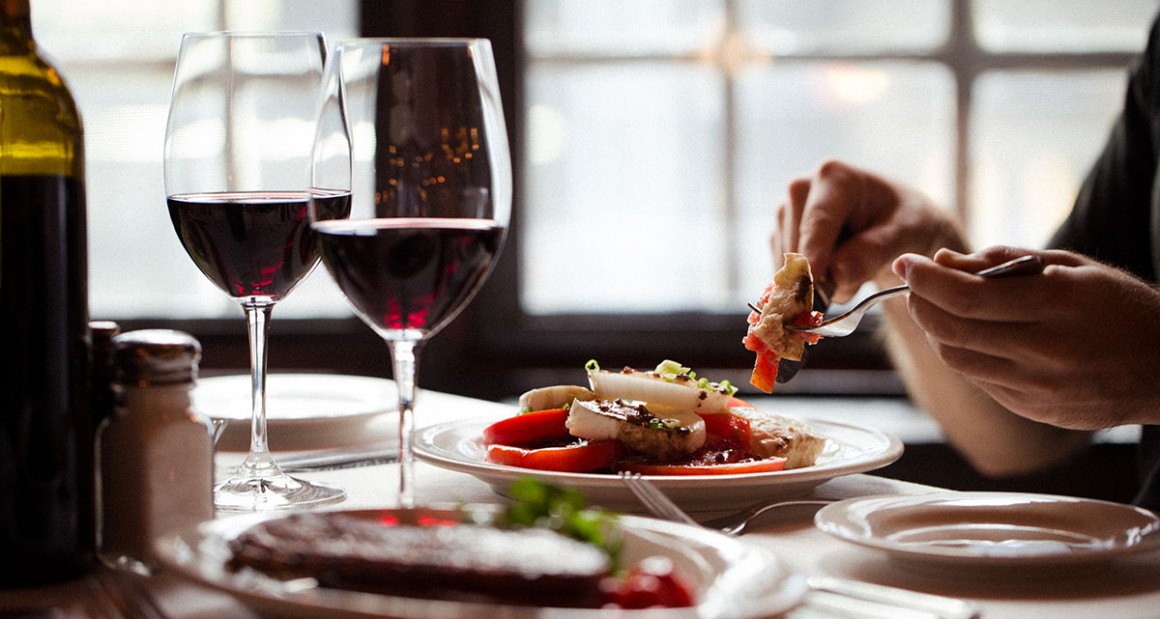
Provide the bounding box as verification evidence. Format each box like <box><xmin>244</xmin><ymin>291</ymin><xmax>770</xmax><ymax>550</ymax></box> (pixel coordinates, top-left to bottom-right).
<box><xmin>213</xmin><ymin>472</ymin><xmax>345</xmax><ymax>512</ymax></box>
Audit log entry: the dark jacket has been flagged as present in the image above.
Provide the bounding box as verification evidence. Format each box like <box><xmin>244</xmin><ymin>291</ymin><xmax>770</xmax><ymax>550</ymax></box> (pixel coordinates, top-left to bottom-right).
<box><xmin>1048</xmin><ymin>15</ymin><xmax>1160</xmax><ymax>510</ymax></box>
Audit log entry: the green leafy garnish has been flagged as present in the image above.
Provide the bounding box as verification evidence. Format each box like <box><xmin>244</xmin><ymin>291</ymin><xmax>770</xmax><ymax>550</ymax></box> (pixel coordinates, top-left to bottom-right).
<box><xmin>499</xmin><ymin>477</ymin><xmax>623</xmax><ymax>569</ymax></box>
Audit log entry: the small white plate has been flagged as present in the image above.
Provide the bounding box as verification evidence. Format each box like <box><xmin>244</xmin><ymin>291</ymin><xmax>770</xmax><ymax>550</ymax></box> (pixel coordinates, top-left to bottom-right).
<box><xmin>413</xmin><ymin>417</ymin><xmax>903</xmax><ymax>510</ymax></box>
<box><xmin>815</xmin><ymin>491</ymin><xmax>1160</xmax><ymax>571</ymax></box>
<box><xmin>155</xmin><ymin>507</ymin><xmax>806</xmax><ymax>619</ymax></box>
<box><xmin>194</xmin><ymin>373</ymin><xmax>396</xmax><ymax>451</ymax></box>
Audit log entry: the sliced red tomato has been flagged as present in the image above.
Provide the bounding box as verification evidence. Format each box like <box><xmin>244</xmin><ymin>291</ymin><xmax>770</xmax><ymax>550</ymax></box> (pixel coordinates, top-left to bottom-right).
<box><xmin>620</xmin><ymin>456</ymin><xmax>786</xmax><ymax>476</ymax></box>
<box><xmin>485</xmin><ymin>440</ymin><xmax>622</xmax><ymax>473</ymax></box>
<box><xmin>792</xmin><ymin>309</ymin><xmax>825</xmax><ymax>344</ymax></box>
<box><xmin>602</xmin><ymin>557</ymin><xmax>695</xmax><ymax>609</ymax></box>
<box><xmin>699</xmin><ymin>410</ymin><xmax>752</xmax><ymax>446</ymax></box>
<box><xmin>748</xmin><ymin>347</ymin><xmax>778</xmax><ymax>393</ymax></box>
<box><xmin>482</xmin><ymin>408</ymin><xmax>569</xmax><ymax>446</ymax></box>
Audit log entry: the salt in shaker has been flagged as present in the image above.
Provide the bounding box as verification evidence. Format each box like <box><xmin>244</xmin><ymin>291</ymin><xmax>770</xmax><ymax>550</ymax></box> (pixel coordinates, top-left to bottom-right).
<box><xmin>98</xmin><ymin>329</ymin><xmax>213</xmax><ymax>571</ymax></box>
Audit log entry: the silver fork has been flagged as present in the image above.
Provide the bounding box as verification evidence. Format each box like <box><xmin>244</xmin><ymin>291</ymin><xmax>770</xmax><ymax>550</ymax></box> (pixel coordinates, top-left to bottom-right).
<box><xmin>621</xmin><ymin>472</ymin><xmax>829</xmax><ymax>535</ymax></box>
<box><xmin>620</xmin><ymin>473</ymin><xmax>699</xmax><ymax>527</ymax></box>
<box><xmin>787</xmin><ymin>254</ymin><xmax>1044</xmax><ymax>338</ymax></box>
<box><xmin>619</xmin><ymin>473</ymin><xmax>981</xmax><ymax>619</ymax></box>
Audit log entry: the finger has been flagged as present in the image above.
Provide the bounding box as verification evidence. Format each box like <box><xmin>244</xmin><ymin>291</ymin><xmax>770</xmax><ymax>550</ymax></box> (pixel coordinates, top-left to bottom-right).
<box><xmin>781</xmin><ymin>176</ymin><xmax>811</xmax><ymax>256</ymax></box>
<box><xmin>828</xmin><ymin>223</ymin><xmax>909</xmax><ymax>301</ymax></box>
<box><xmin>933</xmin><ymin>246</ymin><xmax>1090</xmax><ymax>273</ymax></box>
<box><xmin>969</xmin><ymin>377</ymin><xmax>1101</xmax><ymax>431</ymax></box>
<box><xmin>771</xmin><ymin>202</ymin><xmax>787</xmax><ymax>262</ymax></box>
<box><xmin>907</xmin><ymin>295</ymin><xmax>1050</xmax><ymax>359</ymax></box>
<box><xmin>796</xmin><ymin>161</ymin><xmax>861</xmax><ymax>281</ymax></box>
<box><xmin>895</xmin><ymin>253</ymin><xmax>1056</xmax><ymax>321</ymax></box>
<box><xmin>926</xmin><ymin>340</ymin><xmax>1023</xmax><ymax>386</ymax></box>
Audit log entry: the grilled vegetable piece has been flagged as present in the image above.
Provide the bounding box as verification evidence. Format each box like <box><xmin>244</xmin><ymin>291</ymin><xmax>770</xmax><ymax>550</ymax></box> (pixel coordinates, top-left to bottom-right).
<box><xmin>566</xmin><ymin>399</ymin><xmax>706</xmax><ymax>462</ymax></box>
<box><xmin>744</xmin><ymin>253</ymin><xmax>823</xmax><ymax>392</ymax></box>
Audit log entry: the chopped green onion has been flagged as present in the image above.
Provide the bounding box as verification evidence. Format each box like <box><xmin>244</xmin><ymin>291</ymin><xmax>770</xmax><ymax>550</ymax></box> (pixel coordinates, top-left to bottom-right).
<box><xmin>648</xmin><ymin>417</ymin><xmax>683</xmax><ymax>431</ymax></box>
<box><xmin>585</xmin><ymin>359</ymin><xmax>600</xmax><ymax>372</ymax></box>
<box><xmin>654</xmin><ymin>359</ymin><xmax>694</xmax><ymax>382</ymax></box>
<box><xmin>719</xmin><ymin>379</ymin><xmax>738</xmax><ymax>397</ymax></box>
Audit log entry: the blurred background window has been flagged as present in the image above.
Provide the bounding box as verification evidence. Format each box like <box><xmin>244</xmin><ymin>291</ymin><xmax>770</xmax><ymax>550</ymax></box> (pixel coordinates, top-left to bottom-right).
<box><xmin>32</xmin><ymin>0</ymin><xmax>358</xmax><ymax>320</ymax></box>
<box><xmin>520</xmin><ymin>0</ymin><xmax>1158</xmax><ymax>316</ymax></box>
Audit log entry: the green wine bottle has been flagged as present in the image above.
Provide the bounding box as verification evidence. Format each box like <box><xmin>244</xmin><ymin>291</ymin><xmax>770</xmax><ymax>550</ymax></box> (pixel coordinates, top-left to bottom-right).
<box><xmin>0</xmin><ymin>0</ymin><xmax>93</xmax><ymax>586</ymax></box>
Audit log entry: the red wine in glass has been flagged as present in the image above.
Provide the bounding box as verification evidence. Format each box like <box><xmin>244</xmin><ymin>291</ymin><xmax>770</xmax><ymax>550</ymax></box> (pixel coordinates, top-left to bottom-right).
<box><xmin>168</xmin><ymin>190</ymin><xmax>351</xmax><ymax>300</ymax></box>
<box><xmin>314</xmin><ymin>218</ymin><xmax>503</xmax><ymax>338</ymax></box>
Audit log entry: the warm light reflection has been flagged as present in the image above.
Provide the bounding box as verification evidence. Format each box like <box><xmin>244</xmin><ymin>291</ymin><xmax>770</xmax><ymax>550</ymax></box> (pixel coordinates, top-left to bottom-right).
<box><xmin>817</xmin><ymin>63</ymin><xmax>892</xmax><ymax>107</ymax></box>
<box><xmin>695</xmin><ymin>27</ymin><xmax>774</xmax><ymax>76</ymax></box>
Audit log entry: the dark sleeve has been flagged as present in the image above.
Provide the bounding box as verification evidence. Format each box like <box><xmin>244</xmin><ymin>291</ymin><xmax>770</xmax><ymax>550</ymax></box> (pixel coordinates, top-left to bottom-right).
<box><xmin>1047</xmin><ymin>16</ymin><xmax>1160</xmax><ymax>282</ymax></box>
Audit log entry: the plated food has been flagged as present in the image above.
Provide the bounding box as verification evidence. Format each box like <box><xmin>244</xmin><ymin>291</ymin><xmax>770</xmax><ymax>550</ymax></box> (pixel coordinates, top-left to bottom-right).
<box><xmin>157</xmin><ymin>479</ymin><xmax>807</xmax><ymax>618</ymax></box>
<box><xmin>744</xmin><ymin>252</ymin><xmax>824</xmax><ymax>391</ymax></box>
<box><xmin>483</xmin><ymin>360</ymin><xmax>825</xmax><ymax>476</ymax></box>
<box><xmin>415</xmin><ymin>416</ymin><xmax>903</xmax><ymax>509</ymax></box>
<box><xmin>224</xmin><ymin>480</ymin><xmax>692</xmax><ymax>609</ymax></box>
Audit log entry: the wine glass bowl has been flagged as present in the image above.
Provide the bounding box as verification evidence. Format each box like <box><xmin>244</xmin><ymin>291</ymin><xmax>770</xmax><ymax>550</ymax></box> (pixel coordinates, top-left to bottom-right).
<box><xmin>310</xmin><ymin>38</ymin><xmax>511</xmax><ymax>507</ymax></box>
<box><xmin>164</xmin><ymin>32</ymin><xmax>346</xmax><ymax>511</ymax></box>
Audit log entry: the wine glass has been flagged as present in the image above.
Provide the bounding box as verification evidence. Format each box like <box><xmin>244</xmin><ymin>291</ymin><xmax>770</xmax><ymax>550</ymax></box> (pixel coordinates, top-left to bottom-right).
<box><xmin>310</xmin><ymin>39</ymin><xmax>511</xmax><ymax>507</ymax></box>
<box><xmin>164</xmin><ymin>32</ymin><xmax>346</xmax><ymax>511</ymax></box>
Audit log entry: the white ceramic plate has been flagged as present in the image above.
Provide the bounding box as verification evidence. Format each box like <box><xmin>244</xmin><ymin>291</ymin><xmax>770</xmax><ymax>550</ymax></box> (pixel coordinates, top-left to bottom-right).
<box><xmin>194</xmin><ymin>374</ymin><xmax>396</xmax><ymax>451</ymax></box>
<box><xmin>815</xmin><ymin>491</ymin><xmax>1160</xmax><ymax>571</ymax></box>
<box><xmin>413</xmin><ymin>417</ymin><xmax>903</xmax><ymax>510</ymax></box>
<box><xmin>155</xmin><ymin>507</ymin><xmax>806</xmax><ymax>619</ymax></box>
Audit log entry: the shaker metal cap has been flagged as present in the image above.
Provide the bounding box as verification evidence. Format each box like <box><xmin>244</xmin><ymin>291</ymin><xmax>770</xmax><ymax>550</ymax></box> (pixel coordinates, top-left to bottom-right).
<box><xmin>112</xmin><ymin>329</ymin><xmax>202</xmax><ymax>386</ymax></box>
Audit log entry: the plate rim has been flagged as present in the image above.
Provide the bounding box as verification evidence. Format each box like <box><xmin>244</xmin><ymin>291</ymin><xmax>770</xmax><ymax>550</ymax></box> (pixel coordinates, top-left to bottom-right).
<box><xmin>194</xmin><ymin>372</ymin><xmax>396</xmax><ymax>424</ymax></box>
<box><xmin>814</xmin><ymin>490</ymin><xmax>1160</xmax><ymax>567</ymax></box>
<box><xmin>154</xmin><ymin>505</ymin><xmax>807</xmax><ymax>619</ymax></box>
<box><xmin>413</xmin><ymin>415</ymin><xmax>904</xmax><ymax>490</ymax></box>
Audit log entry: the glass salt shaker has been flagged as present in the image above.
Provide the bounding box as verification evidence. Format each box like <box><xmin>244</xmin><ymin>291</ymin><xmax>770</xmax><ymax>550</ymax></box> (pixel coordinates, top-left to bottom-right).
<box><xmin>98</xmin><ymin>329</ymin><xmax>214</xmax><ymax>572</ymax></box>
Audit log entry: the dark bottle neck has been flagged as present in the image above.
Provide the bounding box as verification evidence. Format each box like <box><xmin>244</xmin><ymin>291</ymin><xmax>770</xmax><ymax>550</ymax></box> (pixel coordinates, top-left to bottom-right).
<box><xmin>0</xmin><ymin>0</ymin><xmax>34</xmax><ymax>54</ymax></box>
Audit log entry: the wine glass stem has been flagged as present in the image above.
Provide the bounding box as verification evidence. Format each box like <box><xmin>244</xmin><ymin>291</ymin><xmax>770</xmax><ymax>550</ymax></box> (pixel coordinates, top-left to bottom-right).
<box><xmin>388</xmin><ymin>339</ymin><xmax>421</xmax><ymax>508</ymax></box>
<box><xmin>241</xmin><ymin>302</ymin><xmax>279</xmax><ymax>477</ymax></box>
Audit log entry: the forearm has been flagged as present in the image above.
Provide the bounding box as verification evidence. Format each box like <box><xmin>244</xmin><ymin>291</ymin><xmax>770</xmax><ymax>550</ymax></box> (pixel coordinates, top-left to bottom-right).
<box><xmin>879</xmin><ymin>296</ymin><xmax>1092</xmax><ymax>477</ymax></box>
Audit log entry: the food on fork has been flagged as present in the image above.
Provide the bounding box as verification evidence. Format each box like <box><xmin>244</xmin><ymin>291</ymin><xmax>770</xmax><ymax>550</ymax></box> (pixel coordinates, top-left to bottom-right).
<box><xmin>225</xmin><ymin>479</ymin><xmax>696</xmax><ymax>609</ymax></box>
<box><xmin>744</xmin><ymin>252</ymin><xmax>824</xmax><ymax>392</ymax></box>
<box><xmin>483</xmin><ymin>360</ymin><xmax>824</xmax><ymax>475</ymax></box>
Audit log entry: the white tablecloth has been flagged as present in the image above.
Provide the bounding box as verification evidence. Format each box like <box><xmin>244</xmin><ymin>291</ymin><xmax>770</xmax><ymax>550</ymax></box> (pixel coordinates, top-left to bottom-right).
<box><xmin>4</xmin><ymin>389</ymin><xmax>1159</xmax><ymax>618</ymax></box>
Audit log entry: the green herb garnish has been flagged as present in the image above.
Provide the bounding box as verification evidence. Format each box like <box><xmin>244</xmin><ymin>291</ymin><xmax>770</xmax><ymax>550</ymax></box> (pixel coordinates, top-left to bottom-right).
<box><xmin>499</xmin><ymin>477</ymin><xmax>623</xmax><ymax>569</ymax></box>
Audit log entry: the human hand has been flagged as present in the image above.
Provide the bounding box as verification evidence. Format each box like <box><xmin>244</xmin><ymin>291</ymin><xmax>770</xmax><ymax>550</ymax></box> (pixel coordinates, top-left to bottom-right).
<box><xmin>772</xmin><ymin>160</ymin><xmax>967</xmax><ymax>303</ymax></box>
<box><xmin>893</xmin><ymin>245</ymin><xmax>1160</xmax><ymax>429</ymax></box>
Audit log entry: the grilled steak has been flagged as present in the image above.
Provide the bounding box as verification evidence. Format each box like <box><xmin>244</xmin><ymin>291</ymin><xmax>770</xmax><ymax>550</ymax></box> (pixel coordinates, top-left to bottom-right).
<box><xmin>227</xmin><ymin>512</ymin><xmax>612</xmax><ymax>608</ymax></box>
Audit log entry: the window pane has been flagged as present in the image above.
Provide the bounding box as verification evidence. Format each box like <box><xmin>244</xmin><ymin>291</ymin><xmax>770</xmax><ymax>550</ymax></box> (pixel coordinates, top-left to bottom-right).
<box><xmin>735</xmin><ymin>61</ymin><xmax>955</xmax><ymax>301</ymax></box>
<box><xmin>737</xmin><ymin>0</ymin><xmax>951</xmax><ymax>55</ymax></box>
<box><xmin>969</xmin><ymin>71</ymin><xmax>1127</xmax><ymax>249</ymax></box>
<box><xmin>974</xmin><ymin>0</ymin><xmax>1159</xmax><ymax>53</ymax></box>
<box><xmin>521</xmin><ymin>63</ymin><xmax>726</xmax><ymax>314</ymax></box>
<box><xmin>33</xmin><ymin>0</ymin><xmax>216</xmax><ymax>61</ymax></box>
<box><xmin>32</xmin><ymin>0</ymin><xmax>358</xmax><ymax>320</ymax></box>
<box><xmin>524</xmin><ymin>0</ymin><xmax>725</xmax><ymax>57</ymax></box>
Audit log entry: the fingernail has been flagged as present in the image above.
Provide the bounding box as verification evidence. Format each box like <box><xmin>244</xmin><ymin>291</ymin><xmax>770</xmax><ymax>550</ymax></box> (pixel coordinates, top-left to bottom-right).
<box><xmin>892</xmin><ymin>255</ymin><xmax>913</xmax><ymax>281</ymax></box>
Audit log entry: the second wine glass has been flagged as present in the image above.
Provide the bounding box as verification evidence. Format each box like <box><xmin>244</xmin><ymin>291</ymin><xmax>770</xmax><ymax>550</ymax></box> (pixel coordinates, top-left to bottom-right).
<box><xmin>164</xmin><ymin>32</ymin><xmax>347</xmax><ymax>511</ymax></box>
<box><xmin>311</xmin><ymin>38</ymin><xmax>512</xmax><ymax>508</ymax></box>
